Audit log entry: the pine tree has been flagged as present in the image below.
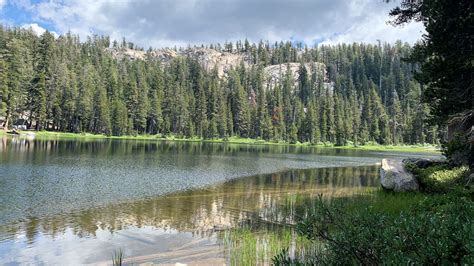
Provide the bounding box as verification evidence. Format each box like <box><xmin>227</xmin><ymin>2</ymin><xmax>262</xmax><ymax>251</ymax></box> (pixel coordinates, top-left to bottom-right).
<box><xmin>0</xmin><ymin>56</ymin><xmax>8</xmax><ymax>125</ymax></box>
<box><xmin>298</xmin><ymin>63</ymin><xmax>310</xmax><ymax>104</ymax></box>
<box><xmin>195</xmin><ymin>76</ymin><xmax>208</xmax><ymax>138</ymax></box>
<box><xmin>93</xmin><ymin>84</ymin><xmax>111</xmax><ymax>135</ymax></box>
<box><xmin>289</xmin><ymin>122</ymin><xmax>298</xmax><ymax>144</ymax></box>
<box><xmin>282</xmin><ymin>64</ymin><xmax>293</xmax><ymax>140</ymax></box>
<box><xmin>255</xmin><ymin>65</ymin><xmax>267</xmax><ymax>139</ymax></box>
<box><xmin>326</xmin><ymin>88</ymin><xmax>335</xmax><ymax>143</ymax></box>
<box><xmin>76</xmin><ymin>66</ymin><xmax>94</xmax><ymax>132</ymax></box>
<box><xmin>34</xmin><ymin>73</ymin><xmax>47</xmax><ymax>130</ymax></box>
<box><xmin>111</xmin><ymin>99</ymin><xmax>128</xmax><ymax>136</ymax></box>
<box><xmin>334</xmin><ymin>93</ymin><xmax>345</xmax><ymax>146</ymax></box>
<box><xmin>217</xmin><ymin>91</ymin><xmax>227</xmax><ymax>138</ymax></box>
<box><xmin>350</xmin><ymin>91</ymin><xmax>361</xmax><ymax>145</ymax></box>
<box><xmin>147</xmin><ymin>69</ymin><xmax>163</xmax><ymax>134</ymax></box>
<box><xmin>304</xmin><ymin>99</ymin><xmax>320</xmax><ymax>144</ymax></box>
<box><xmin>272</xmin><ymin>84</ymin><xmax>286</xmax><ymax>141</ymax></box>
<box><xmin>30</xmin><ymin>31</ymin><xmax>55</xmax><ymax>130</ymax></box>
<box><xmin>389</xmin><ymin>89</ymin><xmax>402</xmax><ymax>144</ymax></box>
<box><xmin>3</xmin><ymin>37</ymin><xmax>23</xmax><ymax>129</ymax></box>
<box><xmin>229</xmin><ymin>71</ymin><xmax>250</xmax><ymax>137</ymax></box>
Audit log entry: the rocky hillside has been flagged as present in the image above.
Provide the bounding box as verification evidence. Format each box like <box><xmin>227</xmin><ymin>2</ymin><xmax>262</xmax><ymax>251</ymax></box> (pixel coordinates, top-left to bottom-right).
<box><xmin>263</xmin><ymin>62</ymin><xmax>331</xmax><ymax>91</ymax></box>
<box><xmin>105</xmin><ymin>47</ymin><xmax>331</xmax><ymax>90</ymax></box>
<box><xmin>106</xmin><ymin>47</ymin><xmax>250</xmax><ymax>77</ymax></box>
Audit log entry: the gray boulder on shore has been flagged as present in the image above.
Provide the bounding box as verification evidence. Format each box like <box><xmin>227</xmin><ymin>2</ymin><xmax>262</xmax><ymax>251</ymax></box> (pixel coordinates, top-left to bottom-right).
<box><xmin>380</xmin><ymin>159</ymin><xmax>419</xmax><ymax>192</ymax></box>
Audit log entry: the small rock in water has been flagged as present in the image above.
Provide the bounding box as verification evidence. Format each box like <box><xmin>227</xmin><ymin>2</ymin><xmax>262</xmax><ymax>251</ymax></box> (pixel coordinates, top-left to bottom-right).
<box><xmin>380</xmin><ymin>159</ymin><xmax>419</xmax><ymax>192</ymax></box>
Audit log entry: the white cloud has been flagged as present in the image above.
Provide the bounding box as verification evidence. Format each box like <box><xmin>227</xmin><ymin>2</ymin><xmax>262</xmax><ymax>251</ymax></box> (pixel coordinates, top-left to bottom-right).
<box><xmin>0</xmin><ymin>0</ymin><xmax>6</xmax><ymax>10</ymax></box>
<box><xmin>319</xmin><ymin>9</ymin><xmax>425</xmax><ymax>45</ymax></box>
<box><xmin>22</xmin><ymin>23</ymin><xmax>59</xmax><ymax>38</ymax></box>
<box><xmin>22</xmin><ymin>0</ymin><xmax>424</xmax><ymax>48</ymax></box>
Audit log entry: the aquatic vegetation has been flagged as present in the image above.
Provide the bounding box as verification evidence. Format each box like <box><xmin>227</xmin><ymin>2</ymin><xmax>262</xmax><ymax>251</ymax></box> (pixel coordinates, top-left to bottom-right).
<box><xmin>220</xmin><ymin>227</ymin><xmax>317</xmax><ymax>265</ymax></box>
<box><xmin>112</xmin><ymin>248</ymin><xmax>124</xmax><ymax>266</ymax></box>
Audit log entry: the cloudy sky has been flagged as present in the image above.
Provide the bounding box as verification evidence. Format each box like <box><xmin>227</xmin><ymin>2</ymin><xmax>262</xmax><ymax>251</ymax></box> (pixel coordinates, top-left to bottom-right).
<box><xmin>0</xmin><ymin>0</ymin><xmax>424</xmax><ymax>48</ymax></box>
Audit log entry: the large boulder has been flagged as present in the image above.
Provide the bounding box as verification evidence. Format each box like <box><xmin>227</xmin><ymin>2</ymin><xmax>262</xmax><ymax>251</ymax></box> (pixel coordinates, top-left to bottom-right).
<box><xmin>380</xmin><ymin>159</ymin><xmax>419</xmax><ymax>192</ymax></box>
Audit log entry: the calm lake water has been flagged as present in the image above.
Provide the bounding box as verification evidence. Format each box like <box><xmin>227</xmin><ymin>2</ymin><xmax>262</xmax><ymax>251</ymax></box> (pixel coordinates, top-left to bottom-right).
<box><xmin>0</xmin><ymin>136</ymin><xmax>440</xmax><ymax>265</ymax></box>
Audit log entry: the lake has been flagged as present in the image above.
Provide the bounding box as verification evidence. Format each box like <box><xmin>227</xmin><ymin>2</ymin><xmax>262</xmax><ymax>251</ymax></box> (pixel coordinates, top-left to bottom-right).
<box><xmin>0</xmin><ymin>136</ymin><xmax>440</xmax><ymax>265</ymax></box>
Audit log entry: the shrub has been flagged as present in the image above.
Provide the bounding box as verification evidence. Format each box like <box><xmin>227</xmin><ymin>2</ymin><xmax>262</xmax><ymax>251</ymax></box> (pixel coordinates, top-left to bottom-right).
<box><xmin>273</xmin><ymin>195</ymin><xmax>474</xmax><ymax>265</ymax></box>
<box><xmin>442</xmin><ymin>133</ymin><xmax>470</xmax><ymax>167</ymax></box>
<box><xmin>409</xmin><ymin>164</ymin><xmax>472</xmax><ymax>196</ymax></box>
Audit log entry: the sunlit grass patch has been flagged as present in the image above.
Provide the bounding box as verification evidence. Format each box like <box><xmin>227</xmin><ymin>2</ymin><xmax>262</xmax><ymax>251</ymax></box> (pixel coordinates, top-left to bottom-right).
<box><xmin>425</xmin><ymin>165</ymin><xmax>469</xmax><ymax>183</ymax></box>
<box><xmin>341</xmin><ymin>189</ymin><xmax>428</xmax><ymax>216</ymax></box>
<box><xmin>408</xmin><ymin>164</ymin><xmax>471</xmax><ymax>194</ymax></box>
<box><xmin>220</xmin><ymin>227</ymin><xmax>317</xmax><ymax>265</ymax></box>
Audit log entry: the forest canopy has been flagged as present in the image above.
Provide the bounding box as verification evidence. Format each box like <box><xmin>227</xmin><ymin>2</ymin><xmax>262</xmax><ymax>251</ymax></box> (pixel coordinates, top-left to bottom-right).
<box><xmin>0</xmin><ymin>26</ymin><xmax>438</xmax><ymax>145</ymax></box>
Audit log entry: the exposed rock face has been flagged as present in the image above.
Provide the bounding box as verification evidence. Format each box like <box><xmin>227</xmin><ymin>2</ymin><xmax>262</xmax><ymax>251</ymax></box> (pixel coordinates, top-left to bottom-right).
<box><xmin>105</xmin><ymin>47</ymin><xmax>180</xmax><ymax>62</ymax></box>
<box><xmin>105</xmin><ymin>47</ymin><xmax>332</xmax><ymax>85</ymax></box>
<box><xmin>148</xmin><ymin>48</ymin><xmax>179</xmax><ymax>62</ymax></box>
<box><xmin>181</xmin><ymin>48</ymin><xmax>251</xmax><ymax>77</ymax></box>
<box><xmin>263</xmin><ymin>62</ymin><xmax>332</xmax><ymax>91</ymax></box>
<box><xmin>105</xmin><ymin>47</ymin><xmax>147</xmax><ymax>61</ymax></box>
<box><xmin>380</xmin><ymin>159</ymin><xmax>419</xmax><ymax>192</ymax></box>
<box><xmin>106</xmin><ymin>47</ymin><xmax>251</xmax><ymax>77</ymax></box>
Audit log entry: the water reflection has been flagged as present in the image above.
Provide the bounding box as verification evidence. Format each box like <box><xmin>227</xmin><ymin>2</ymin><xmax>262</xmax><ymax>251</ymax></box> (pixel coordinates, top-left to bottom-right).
<box><xmin>1</xmin><ymin>165</ymin><xmax>378</xmax><ymax>240</ymax></box>
<box><xmin>0</xmin><ymin>136</ymin><xmax>435</xmax><ymax>264</ymax></box>
<box><xmin>1</xmin><ymin>137</ymin><xmax>405</xmax><ymax>226</ymax></box>
<box><xmin>0</xmin><ymin>165</ymin><xmax>378</xmax><ymax>264</ymax></box>
<box><xmin>0</xmin><ymin>135</ymin><xmax>436</xmax><ymax>162</ymax></box>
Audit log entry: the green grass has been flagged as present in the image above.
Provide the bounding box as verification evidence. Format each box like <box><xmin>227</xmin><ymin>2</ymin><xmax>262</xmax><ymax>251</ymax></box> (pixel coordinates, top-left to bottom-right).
<box><xmin>343</xmin><ymin>189</ymin><xmax>429</xmax><ymax>216</ymax></box>
<box><xmin>271</xmin><ymin>162</ymin><xmax>474</xmax><ymax>264</ymax></box>
<box><xmin>218</xmin><ymin>189</ymin><xmax>430</xmax><ymax>265</ymax></box>
<box><xmin>331</xmin><ymin>143</ymin><xmax>440</xmax><ymax>153</ymax></box>
<box><xmin>422</xmin><ymin>165</ymin><xmax>470</xmax><ymax>183</ymax></box>
<box><xmin>220</xmin><ymin>227</ymin><xmax>317</xmax><ymax>266</ymax></box>
<box><xmin>112</xmin><ymin>248</ymin><xmax>124</xmax><ymax>266</ymax></box>
<box><xmin>2</xmin><ymin>129</ymin><xmax>440</xmax><ymax>153</ymax></box>
<box><xmin>407</xmin><ymin>163</ymin><xmax>472</xmax><ymax>196</ymax></box>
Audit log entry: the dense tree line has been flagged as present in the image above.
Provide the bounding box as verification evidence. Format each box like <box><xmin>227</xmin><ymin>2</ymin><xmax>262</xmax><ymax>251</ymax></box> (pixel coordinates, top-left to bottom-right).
<box><xmin>390</xmin><ymin>0</ymin><xmax>473</xmax><ymax>125</ymax></box>
<box><xmin>0</xmin><ymin>25</ymin><xmax>438</xmax><ymax>145</ymax></box>
<box><xmin>390</xmin><ymin>0</ymin><xmax>472</xmax><ymax>169</ymax></box>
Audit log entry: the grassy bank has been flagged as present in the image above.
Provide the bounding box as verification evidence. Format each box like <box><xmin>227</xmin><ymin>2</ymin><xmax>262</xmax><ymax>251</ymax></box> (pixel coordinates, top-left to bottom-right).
<box><xmin>220</xmin><ymin>165</ymin><xmax>473</xmax><ymax>265</ymax></box>
<box><xmin>269</xmin><ymin>164</ymin><xmax>474</xmax><ymax>264</ymax></box>
<box><xmin>1</xmin><ymin>129</ymin><xmax>440</xmax><ymax>153</ymax></box>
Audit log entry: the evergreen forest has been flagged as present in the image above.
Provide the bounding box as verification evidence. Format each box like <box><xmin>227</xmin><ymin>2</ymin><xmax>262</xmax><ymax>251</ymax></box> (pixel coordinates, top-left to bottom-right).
<box><xmin>0</xmin><ymin>25</ymin><xmax>439</xmax><ymax>145</ymax></box>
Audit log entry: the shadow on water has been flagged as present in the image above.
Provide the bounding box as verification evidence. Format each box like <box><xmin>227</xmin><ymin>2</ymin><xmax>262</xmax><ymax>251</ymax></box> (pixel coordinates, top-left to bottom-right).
<box><xmin>0</xmin><ymin>136</ymin><xmax>435</xmax><ymax>264</ymax></box>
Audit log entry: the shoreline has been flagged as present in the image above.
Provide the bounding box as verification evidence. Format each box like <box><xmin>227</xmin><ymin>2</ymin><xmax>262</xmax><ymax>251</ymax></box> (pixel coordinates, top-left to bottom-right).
<box><xmin>1</xmin><ymin>129</ymin><xmax>440</xmax><ymax>153</ymax></box>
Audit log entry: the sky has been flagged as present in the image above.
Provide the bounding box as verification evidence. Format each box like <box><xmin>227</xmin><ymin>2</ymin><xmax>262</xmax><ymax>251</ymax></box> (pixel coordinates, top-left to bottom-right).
<box><xmin>0</xmin><ymin>0</ymin><xmax>425</xmax><ymax>48</ymax></box>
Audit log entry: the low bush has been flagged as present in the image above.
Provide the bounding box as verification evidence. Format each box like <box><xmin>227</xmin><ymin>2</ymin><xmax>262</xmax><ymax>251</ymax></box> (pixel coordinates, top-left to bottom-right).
<box><xmin>273</xmin><ymin>194</ymin><xmax>474</xmax><ymax>265</ymax></box>
<box><xmin>408</xmin><ymin>163</ymin><xmax>472</xmax><ymax>196</ymax></box>
<box><xmin>442</xmin><ymin>133</ymin><xmax>471</xmax><ymax>166</ymax></box>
